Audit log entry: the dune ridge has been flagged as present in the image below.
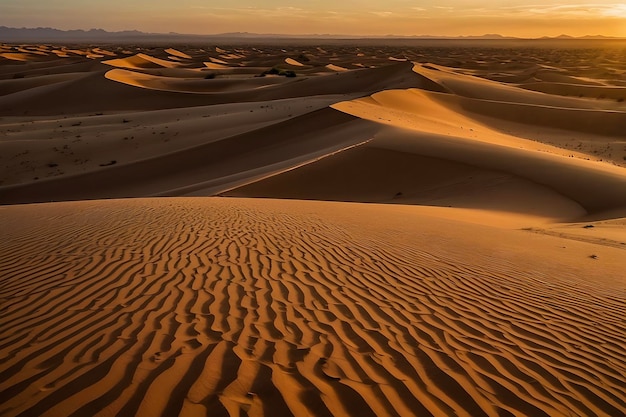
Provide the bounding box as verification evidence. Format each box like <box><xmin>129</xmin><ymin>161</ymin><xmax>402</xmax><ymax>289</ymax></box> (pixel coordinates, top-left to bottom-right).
<box><xmin>165</xmin><ymin>48</ymin><xmax>192</xmax><ymax>60</ymax></box>
<box><xmin>285</xmin><ymin>58</ymin><xmax>306</xmax><ymax>67</ymax></box>
<box><xmin>104</xmin><ymin>68</ymin><xmax>289</xmax><ymax>93</ymax></box>
<box><xmin>102</xmin><ymin>53</ymin><xmax>182</xmax><ymax>69</ymax></box>
<box><xmin>0</xmin><ymin>198</ymin><xmax>624</xmax><ymax>417</ymax></box>
<box><xmin>324</xmin><ymin>90</ymin><xmax>626</xmax><ymax>216</ymax></box>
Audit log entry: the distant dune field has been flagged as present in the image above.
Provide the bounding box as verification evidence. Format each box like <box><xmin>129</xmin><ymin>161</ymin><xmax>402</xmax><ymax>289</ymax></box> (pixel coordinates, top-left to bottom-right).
<box><xmin>1</xmin><ymin>42</ymin><xmax>625</xmax><ymax>416</ymax></box>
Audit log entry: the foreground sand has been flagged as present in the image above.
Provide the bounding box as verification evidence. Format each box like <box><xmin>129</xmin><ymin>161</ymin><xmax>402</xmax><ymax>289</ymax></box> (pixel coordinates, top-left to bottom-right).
<box><xmin>0</xmin><ymin>197</ymin><xmax>624</xmax><ymax>417</ymax></box>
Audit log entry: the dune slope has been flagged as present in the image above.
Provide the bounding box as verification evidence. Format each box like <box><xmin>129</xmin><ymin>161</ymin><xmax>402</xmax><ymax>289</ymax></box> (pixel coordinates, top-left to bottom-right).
<box><xmin>0</xmin><ymin>107</ymin><xmax>375</xmax><ymax>203</ymax></box>
<box><xmin>229</xmin><ymin>87</ymin><xmax>626</xmax><ymax>221</ymax></box>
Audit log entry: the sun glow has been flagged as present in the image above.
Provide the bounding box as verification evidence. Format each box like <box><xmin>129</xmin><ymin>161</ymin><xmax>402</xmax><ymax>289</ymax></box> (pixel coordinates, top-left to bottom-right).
<box><xmin>602</xmin><ymin>4</ymin><xmax>626</xmax><ymax>18</ymax></box>
<box><xmin>0</xmin><ymin>0</ymin><xmax>625</xmax><ymax>37</ymax></box>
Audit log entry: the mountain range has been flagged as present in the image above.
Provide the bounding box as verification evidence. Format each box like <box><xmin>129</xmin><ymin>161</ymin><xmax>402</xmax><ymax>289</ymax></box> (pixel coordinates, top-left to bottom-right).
<box><xmin>1</xmin><ymin>26</ymin><xmax>623</xmax><ymax>43</ymax></box>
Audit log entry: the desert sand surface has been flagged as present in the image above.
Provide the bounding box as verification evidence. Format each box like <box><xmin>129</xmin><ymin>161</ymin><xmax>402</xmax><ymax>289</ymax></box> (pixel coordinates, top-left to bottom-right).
<box><xmin>1</xmin><ymin>41</ymin><xmax>625</xmax><ymax>416</ymax></box>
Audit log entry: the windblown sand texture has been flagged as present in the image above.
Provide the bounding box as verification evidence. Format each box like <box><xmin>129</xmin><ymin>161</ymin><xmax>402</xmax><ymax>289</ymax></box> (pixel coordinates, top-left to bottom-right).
<box><xmin>1</xmin><ymin>198</ymin><xmax>624</xmax><ymax>417</ymax></box>
<box><xmin>1</xmin><ymin>41</ymin><xmax>626</xmax><ymax>416</ymax></box>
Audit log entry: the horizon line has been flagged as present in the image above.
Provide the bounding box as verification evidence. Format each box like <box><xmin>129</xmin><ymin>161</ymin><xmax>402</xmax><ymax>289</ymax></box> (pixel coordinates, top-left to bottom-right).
<box><xmin>1</xmin><ymin>26</ymin><xmax>625</xmax><ymax>40</ymax></box>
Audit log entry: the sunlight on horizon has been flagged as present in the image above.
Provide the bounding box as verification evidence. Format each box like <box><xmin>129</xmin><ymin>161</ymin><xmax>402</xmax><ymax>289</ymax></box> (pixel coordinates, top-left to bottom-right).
<box><xmin>1</xmin><ymin>1</ymin><xmax>625</xmax><ymax>37</ymax></box>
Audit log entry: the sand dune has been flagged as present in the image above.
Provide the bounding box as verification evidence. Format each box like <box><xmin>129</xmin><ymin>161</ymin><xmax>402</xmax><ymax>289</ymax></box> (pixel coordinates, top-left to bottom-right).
<box><xmin>103</xmin><ymin>53</ymin><xmax>182</xmax><ymax>69</ymax></box>
<box><xmin>0</xmin><ymin>198</ymin><xmax>624</xmax><ymax>417</ymax></box>
<box><xmin>520</xmin><ymin>82</ymin><xmax>626</xmax><ymax>101</ymax></box>
<box><xmin>1</xmin><ymin>41</ymin><xmax>625</xmax><ymax>417</ymax></box>
<box><xmin>285</xmin><ymin>58</ymin><xmax>306</xmax><ymax>67</ymax></box>
<box><xmin>326</xmin><ymin>64</ymin><xmax>349</xmax><ymax>72</ymax></box>
<box><xmin>0</xmin><ymin>72</ymin><xmax>90</xmax><ymax>96</ymax></box>
<box><xmin>209</xmin><ymin>57</ymin><xmax>230</xmax><ymax>65</ymax></box>
<box><xmin>413</xmin><ymin>64</ymin><xmax>622</xmax><ymax>111</ymax></box>
<box><xmin>104</xmin><ymin>68</ymin><xmax>289</xmax><ymax>93</ymax></box>
<box><xmin>204</xmin><ymin>62</ymin><xmax>230</xmax><ymax>69</ymax></box>
<box><xmin>532</xmin><ymin>69</ymin><xmax>608</xmax><ymax>86</ymax></box>
<box><xmin>0</xmin><ymin>53</ymin><xmax>34</xmax><ymax>62</ymax></box>
<box><xmin>226</xmin><ymin>123</ymin><xmax>626</xmax><ymax>221</ymax></box>
<box><xmin>51</xmin><ymin>51</ymin><xmax>70</xmax><ymax>58</ymax></box>
<box><xmin>229</xmin><ymin>83</ymin><xmax>626</xmax><ymax>219</ymax></box>
<box><xmin>0</xmin><ymin>103</ymin><xmax>374</xmax><ymax>202</ymax></box>
<box><xmin>165</xmin><ymin>48</ymin><xmax>192</xmax><ymax>59</ymax></box>
<box><xmin>91</xmin><ymin>48</ymin><xmax>117</xmax><ymax>57</ymax></box>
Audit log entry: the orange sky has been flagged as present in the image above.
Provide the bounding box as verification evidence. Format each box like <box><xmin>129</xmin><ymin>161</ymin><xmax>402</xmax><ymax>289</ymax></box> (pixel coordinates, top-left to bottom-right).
<box><xmin>2</xmin><ymin>1</ymin><xmax>625</xmax><ymax>38</ymax></box>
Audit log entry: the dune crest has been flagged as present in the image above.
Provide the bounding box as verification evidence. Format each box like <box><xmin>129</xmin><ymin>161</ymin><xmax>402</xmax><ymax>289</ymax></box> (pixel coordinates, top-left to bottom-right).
<box><xmin>104</xmin><ymin>68</ymin><xmax>288</xmax><ymax>93</ymax></box>
<box><xmin>0</xmin><ymin>53</ymin><xmax>32</xmax><ymax>62</ymax></box>
<box><xmin>208</xmin><ymin>57</ymin><xmax>229</xmax><ymax>65</ymax></box>
<box><xmin>103</xmin><ymin>53</ymin><xmax>182</xmax><ymax>69</ymax></box>
<box><xmin>285</xmin><ymin>58</ymin><xmax>305</xmax><ymax>67</ymax></box>
<box><xmin>326</xmin><ymin>64</ymin><xmax>348</xmax><ymax>72</ymax></box>
<box><xmin>165</xmin><ymin>48</ymin><xmax>192</xmax><ymax>59</ymax></box>
<box><xmin>204</xmin><ymin>62</ymin><xmax>230</xmax><ymax>69</ymax></box>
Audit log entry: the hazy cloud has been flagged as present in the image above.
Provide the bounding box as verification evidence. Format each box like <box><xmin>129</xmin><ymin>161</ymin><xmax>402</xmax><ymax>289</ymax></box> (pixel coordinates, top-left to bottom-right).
<box><xmin>498</xmin><ymin>3</ymin><xmax>626</xmax><ymax>18</ymax></box>
<box><xmin>371</xmin><ymin>11</ymin><xmax>394</xmax><ymax>17</ymax></box>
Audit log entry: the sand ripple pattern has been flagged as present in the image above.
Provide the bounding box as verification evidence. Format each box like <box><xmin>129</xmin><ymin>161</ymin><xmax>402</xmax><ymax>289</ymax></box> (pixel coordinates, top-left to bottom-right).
<box><xmin>0</xmin><ymin>199</ymin><xmax>624</xmax><ymax>417</ymax></box>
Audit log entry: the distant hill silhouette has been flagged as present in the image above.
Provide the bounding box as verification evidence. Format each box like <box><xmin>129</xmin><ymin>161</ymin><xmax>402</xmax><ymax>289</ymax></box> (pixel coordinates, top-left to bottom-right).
<box><xmin>0</xmin><ymin>26</ymin><xmax>150</xmax><ymax>41</ymax></box>
<box><xmin>1</xmin><ymin>26</ymin><xmax>623</xmax><ymax>43</ymax></box>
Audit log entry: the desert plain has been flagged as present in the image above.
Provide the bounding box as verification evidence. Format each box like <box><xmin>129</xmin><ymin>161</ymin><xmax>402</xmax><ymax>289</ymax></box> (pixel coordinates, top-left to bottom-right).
<box><xmin>0</xmin><ymin>40</ymin><xmax>625</xmax><ymax>416</ymax></box>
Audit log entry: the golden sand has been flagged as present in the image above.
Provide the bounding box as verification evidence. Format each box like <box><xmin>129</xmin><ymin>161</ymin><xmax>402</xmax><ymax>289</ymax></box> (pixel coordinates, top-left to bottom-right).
<box><xmin>1</xmin><ymin>198</ymin><xmax>624</xmax><ymax>416</ymax></box>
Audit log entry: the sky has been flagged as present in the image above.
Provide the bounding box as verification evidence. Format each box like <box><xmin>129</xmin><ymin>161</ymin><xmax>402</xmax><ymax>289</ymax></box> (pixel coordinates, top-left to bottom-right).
<box><xmin>1</xmin><ymin>1</ymin><xmax>625</xmax><ymax>38</ymax></box>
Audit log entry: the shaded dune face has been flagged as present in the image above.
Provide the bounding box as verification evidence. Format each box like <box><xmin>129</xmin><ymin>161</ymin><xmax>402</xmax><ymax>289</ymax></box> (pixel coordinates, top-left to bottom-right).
<box><xmin>0</xmin><ymin>198</ymin><xmax>624</xmax><ymax>417</ymax></box>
